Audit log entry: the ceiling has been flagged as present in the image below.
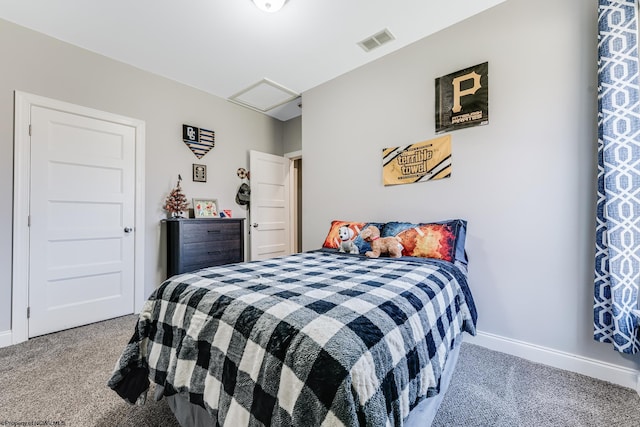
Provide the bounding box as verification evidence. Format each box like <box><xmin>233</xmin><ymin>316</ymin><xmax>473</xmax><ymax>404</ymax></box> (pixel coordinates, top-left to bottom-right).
<box><xmin>0</xmin><ymin>0</ymin><xmax>506</xmax><ymax>121</ymax></box>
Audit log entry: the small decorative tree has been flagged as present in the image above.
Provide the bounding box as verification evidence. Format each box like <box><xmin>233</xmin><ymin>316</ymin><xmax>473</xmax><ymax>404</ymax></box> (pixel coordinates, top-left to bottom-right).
<box><xmin>165</xmin><ymin>175</ymin><xmax>189</xmax><ymax>218</ymax></box>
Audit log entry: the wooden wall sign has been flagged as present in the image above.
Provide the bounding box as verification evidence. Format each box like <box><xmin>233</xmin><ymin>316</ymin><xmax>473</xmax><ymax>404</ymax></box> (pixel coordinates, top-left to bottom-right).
<box><xmin>436</xmin><ymin>62</ymin><xmax>489</xmax><ymax>133</ymax></box>
<box><xmin>183</xmin><ymin>124</ymin><xmax>215</xmax><ymax>159</ymax></box>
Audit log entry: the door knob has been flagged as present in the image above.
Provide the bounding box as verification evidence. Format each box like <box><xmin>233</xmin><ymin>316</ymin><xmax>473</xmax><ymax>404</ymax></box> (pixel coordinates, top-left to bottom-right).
<box><xmin>252</xmin><ymin>223</ymin><xmax>259</xmax><ymax>228</ymax></box>
<box><xmin>124</xmin><ymin>227</ymin><xmax>133</xmax><ymax>233</ymax></box>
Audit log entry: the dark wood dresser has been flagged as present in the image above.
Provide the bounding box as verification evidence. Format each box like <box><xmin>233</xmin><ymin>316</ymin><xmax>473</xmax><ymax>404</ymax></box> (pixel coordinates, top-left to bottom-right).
<box><xmin>165</xmin><ymin>218</ymin><xmax>245</xmax><ymax>278</ymax></box>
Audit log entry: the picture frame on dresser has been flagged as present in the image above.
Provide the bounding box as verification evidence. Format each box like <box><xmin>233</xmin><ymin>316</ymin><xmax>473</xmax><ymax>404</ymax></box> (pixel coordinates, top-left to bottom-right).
<box><xmin>193</xmin><ymin>198</ymin><xmax>218</xmax><ymax>218</ymax></box>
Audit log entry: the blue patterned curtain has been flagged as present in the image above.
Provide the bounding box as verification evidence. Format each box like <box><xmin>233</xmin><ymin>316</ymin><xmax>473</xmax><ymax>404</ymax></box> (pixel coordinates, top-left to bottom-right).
<box><xmin>594</xmin><ymin>0</ymin><xmax>640</xmax><ymax>354</ymax></box>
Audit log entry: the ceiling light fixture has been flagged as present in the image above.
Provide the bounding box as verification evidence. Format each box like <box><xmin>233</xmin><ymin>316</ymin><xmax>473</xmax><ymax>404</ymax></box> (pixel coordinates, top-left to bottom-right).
<box><xmin>252</xmin><ymin>0</ymin><xmax>287</xmax><ymax>13</ymax></box>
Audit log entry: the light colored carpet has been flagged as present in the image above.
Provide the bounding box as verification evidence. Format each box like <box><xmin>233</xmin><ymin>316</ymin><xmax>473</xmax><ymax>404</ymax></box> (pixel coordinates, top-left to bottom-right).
<box><xmin>1</xmin><ymin>315</ymin><xmax>639</xmax><ymax>426</ymax></box>
<box><xmin>0</xmin><ymin>315</ymin><xmax>178</xmax><ymax>427</ymax></box>
<box><xmin>432</xmin><ymin>343</ymin><xmax>640</xmax><ymax>427</ymax></box>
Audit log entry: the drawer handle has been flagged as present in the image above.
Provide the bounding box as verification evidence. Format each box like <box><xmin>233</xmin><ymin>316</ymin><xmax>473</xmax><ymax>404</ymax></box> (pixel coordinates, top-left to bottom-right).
<box><xmin>207</xmin><ymin>230</ymin><xmax>221</xmax><ymax>233</ymax></box>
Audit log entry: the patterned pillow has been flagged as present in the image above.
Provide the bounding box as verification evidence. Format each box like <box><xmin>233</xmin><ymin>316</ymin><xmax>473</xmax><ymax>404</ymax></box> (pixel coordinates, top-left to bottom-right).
<box><xmin>382</xmin><ymin>219</ymin><xmax>468</xmax><ymax>264</ymax></box>
<box><xmin>322</xmin><ymin>220</ymin><xmax>384</xmax><ymax>254</ymax></box>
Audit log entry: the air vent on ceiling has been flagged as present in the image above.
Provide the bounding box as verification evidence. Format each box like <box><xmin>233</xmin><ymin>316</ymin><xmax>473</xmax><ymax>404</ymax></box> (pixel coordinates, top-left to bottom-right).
<box><xmin>358</xmin><ymin>28</ymin><xmax>395</xmax><ymax>52</ymax></box>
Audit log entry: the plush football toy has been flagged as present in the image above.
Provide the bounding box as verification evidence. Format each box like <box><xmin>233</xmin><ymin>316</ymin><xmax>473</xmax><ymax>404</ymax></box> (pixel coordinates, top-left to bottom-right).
<box><xmin>360</xmin><ymin>225</ymin><xmax>402</xmax><ymax>258</ymax></box>
<box><xmin>338</xmin><ymin>225</ymin><xmax>359</xmax><ymax>254</ymax></box>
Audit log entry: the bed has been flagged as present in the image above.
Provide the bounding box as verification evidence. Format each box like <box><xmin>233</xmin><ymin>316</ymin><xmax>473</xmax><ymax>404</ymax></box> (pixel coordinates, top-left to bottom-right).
<box><xmin>109</xmin><ymin>219</ymin><xmax>477</xmax><ymax>426</ymax></box>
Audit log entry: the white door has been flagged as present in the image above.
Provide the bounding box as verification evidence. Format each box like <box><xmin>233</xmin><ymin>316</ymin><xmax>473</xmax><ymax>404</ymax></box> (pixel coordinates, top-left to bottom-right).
<box><xmin>249</xmin><ymin>150</ymin><xmax>291</xmax><ymax>260</ymax></box>
<box><xmin>28</xmin><ymin>106</ymin><xmax>136</xmax><ymax>337</ymax></box>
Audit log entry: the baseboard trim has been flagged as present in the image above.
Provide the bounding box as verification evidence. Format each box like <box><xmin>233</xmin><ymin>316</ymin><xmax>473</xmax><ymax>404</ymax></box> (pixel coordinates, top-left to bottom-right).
<box><xmin>1</xmin><ymin>326</ymin><xmax>637</xmax><ymax>392</ymax></box>
<box><xmin>466</xmin><ymin>331</ymin><xmax>638</xmax><ymax>391</ymax></box>
<box><xmin>0</xmin><ymin>330</ymin><xmax>12</xmax><ymax>348</ymax></box>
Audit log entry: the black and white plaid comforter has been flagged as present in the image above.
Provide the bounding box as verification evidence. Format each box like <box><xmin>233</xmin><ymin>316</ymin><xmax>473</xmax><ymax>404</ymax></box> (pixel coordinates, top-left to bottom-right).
<box><xmin>109</xmin><ymin>250</ymin><xmax>477</xmax><ymax>426</ymax></box>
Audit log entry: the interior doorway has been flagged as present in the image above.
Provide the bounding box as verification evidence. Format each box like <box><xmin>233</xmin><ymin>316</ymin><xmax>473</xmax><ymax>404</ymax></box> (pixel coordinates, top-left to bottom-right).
<box><xmin>284</xmin><ymin>151</ymin><xmax>302</xmax><ymax>254</ymax></box>
<box><xmin>292</xmin><ymin>157</ymin><xmax>302</xmax><ymax>253</ymax></box>
<box><xmin>11</xmin><ymin>91</ymin><xmax>146</xmax><ymax>345</ymax></box>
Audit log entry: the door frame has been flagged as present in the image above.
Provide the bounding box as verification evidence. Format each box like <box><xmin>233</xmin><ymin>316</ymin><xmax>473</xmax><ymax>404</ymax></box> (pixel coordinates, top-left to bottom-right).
<box><xmin>284</xmin><ymin>150</ymin><xmax>302</xmax><ymax>253</ymax></box>
<box><xmin>11</xmin><ymin>91</ymin><xmax>146</xmax><ymax>345</ymax></box>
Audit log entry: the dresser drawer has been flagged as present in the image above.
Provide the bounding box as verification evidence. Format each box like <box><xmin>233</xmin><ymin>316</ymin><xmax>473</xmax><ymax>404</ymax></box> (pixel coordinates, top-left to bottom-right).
<box><xmin>165</xmin><ymin>218</ymin><xmax>245</xmax><ymax>278</ymax></box>
<box><xmin>182</xmin><ymin>220</ymin><xmax>241</xmax><ymax>243</ymax></box>
<box><xmin>183</xmin><ymin>240</ymin><xmax>242</xmax><ymax>266</ymax></box>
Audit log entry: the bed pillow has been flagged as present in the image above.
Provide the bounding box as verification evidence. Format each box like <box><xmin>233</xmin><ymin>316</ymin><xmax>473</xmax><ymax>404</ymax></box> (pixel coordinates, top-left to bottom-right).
<box><xmin>322</xmin><ymin>220</ymin><xmax>384</xmax><ymax>254</ymax></box>
<box><xmin>381</xmin><ymin>219</ymin><xmax>468</xmax><ymax>264</ymax></box>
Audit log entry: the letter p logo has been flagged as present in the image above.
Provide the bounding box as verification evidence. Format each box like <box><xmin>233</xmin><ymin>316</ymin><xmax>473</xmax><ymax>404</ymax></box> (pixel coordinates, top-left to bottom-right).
<box><xmin>451</xmin><ymin>71</ymin><xmax>482</xmax><ymax>113</ymax></box>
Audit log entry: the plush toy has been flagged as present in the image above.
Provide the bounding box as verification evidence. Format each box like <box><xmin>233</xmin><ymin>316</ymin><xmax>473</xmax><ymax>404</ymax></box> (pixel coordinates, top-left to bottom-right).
<box><xmin>360</xmin><ymin>225</ymin><xmax>403</xmax><ymax>258</ymax></box>
<box><xmin>338</xmin><ymin>225</ymin><xmax>359</xmax><ymax>254</ymax></box>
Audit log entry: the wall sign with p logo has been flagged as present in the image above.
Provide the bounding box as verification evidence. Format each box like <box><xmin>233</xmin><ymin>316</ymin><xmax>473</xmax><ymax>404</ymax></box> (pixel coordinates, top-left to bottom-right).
<box><xmin>183</xmin><ymin>124</ymin><xmax>215</xmax><ymax>159</ymax></box>
<box><xmin>435</xmin><ymin>62</ymin><xmax>488</xmax><ymax>133</ymax></box>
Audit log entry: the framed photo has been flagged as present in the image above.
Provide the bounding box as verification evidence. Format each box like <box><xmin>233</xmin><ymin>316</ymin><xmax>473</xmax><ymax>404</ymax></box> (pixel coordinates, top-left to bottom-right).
<box><xmin>193</xmin><ymin>198</ymin><xmax>218</xmax><ymax>218</ymax></box>
<box><xmin>192</xmin><ymin>164</ymin><xmax>207</xmax><ymax>182</ymax></box>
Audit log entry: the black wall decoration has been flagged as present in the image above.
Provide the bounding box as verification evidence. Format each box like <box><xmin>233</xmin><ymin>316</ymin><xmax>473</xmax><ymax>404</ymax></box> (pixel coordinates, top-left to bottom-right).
<box><xmin>183</xmin><ymin>124</ymin><xmax>215</xmax><ymax>159</ymax></box>
<box><xmin>435</xmin><ymin>62</ymin><xmax>489</xmax><ymax>133</ymax></box>
<box><xmin>192</xmin><ymin>164</ymin><xmax>207</xmax><ymax>182</ymax></box>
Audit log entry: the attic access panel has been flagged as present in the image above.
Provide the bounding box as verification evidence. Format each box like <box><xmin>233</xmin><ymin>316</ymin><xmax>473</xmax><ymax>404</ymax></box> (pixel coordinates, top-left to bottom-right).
<box><xmin>229</xmin><ymin>78</ymin><xmax>300</xmax><ymax>112</ymax></box>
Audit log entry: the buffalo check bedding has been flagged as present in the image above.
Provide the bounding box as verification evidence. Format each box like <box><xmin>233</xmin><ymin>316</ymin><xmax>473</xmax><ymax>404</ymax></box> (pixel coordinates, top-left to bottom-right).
<box><xmin>108</xmin><ymin>250</ymin><xmax>477</xmax><ymax>426</ymax></box>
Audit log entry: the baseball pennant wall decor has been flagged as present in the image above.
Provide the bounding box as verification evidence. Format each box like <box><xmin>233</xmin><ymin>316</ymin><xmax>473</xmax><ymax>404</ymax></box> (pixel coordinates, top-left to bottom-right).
<box><xmin>183</xmin><ymin>124</ymin><xmax>215</xmax><ymax>159</ymax></box>
<box><xmin>382</xmin><ymin>135</ymin><xmax>452</xmax><ymax>186</ymax></box>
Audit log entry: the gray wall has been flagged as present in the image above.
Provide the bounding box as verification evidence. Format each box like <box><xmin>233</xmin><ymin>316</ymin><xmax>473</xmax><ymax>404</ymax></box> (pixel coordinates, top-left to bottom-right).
<box><xmin>302</xmin><ymin>0</ymin><xmax>639</xmax><ymax>370</ymax></box>
<box><xmin>0</xmin><ymin>19</ymin><xmax>284</xmax><ymax>333</ymax></box>
<box><xmin>282</xmin><ymin>115</ymin><xmax>302</xmax><ymax>154</ymax></box>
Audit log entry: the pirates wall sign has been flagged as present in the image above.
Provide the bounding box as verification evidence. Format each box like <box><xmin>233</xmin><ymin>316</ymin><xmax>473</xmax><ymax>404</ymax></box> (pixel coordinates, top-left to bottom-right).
<box><xmin>435</xmin><ymin>62</ymin><xmax>488</xmax><ymax>133</ymax></box>
<box><xmin>382</xmin><ymin>135</ymin><xmax>452</xmax><ymax>186</ymax></box>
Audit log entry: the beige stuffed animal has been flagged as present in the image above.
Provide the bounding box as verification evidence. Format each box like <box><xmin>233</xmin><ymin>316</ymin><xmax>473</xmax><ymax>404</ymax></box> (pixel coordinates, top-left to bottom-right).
<box><xmin>360</xmin><ymin>225</ymin><xmax>403</xmax><ymax>258</ymax></box>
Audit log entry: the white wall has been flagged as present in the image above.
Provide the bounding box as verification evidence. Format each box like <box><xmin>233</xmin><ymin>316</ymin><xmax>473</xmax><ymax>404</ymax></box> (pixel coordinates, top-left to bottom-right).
<box><xmin>302</xmin><ymin>0</ymin><xmax>640</xmax><ymax>377</ymax></box>
<box><xmin>0</xmin><ymin>19</ymin><xmax>284</xmax><ymax>334</ymax></box>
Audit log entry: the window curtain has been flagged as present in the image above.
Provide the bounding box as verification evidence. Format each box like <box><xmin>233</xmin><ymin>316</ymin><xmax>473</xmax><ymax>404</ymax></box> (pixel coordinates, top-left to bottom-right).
<box><xmin>594</xmin><ymin>0</ymin><xmax>640</xmax><ymax>354</ymax></box>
